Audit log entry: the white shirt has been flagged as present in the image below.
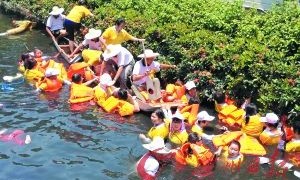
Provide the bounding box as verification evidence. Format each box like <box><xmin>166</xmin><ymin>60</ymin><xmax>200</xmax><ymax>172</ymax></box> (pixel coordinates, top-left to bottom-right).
<box><xmin>82</xmin><ymin>39</ymin><xmax>102</xmax><ymax>51</ymax></box>
<box><xmin>114</xmin><ymin>47</ymin><xmax>133</xmax><ymax>67</ymax></box>
<box><xmin>132</xmin><ymin>60</ymin><xmax>160</xmax><ymax>85</ymax></box>
<box><xmin>46</xmin><ymin>14</ymin><xmax>65</xmax><ymax>31</ymax></box>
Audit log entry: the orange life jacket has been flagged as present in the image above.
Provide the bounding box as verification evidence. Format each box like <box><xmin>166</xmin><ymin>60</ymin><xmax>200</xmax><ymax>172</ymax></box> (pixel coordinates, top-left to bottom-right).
<box><xmin>36</xmin><ymin>77</ymin><xmax>62</xmax><ymax>92</ymax></box>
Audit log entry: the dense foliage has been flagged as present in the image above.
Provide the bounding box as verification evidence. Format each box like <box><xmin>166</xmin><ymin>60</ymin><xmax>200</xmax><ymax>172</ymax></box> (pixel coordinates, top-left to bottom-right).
<box><xmin>1</xmin><ymin>0</ymin><xmax>299</xmax><ymax>116</ymax></box>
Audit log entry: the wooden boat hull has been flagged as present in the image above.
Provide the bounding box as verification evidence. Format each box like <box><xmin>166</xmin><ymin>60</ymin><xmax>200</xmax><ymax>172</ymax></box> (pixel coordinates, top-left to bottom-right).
<box><xmin>137</xmin><ymin>99</ymin><xmax>186</xmax><ymax>112</ymax></box>
<box><xmin>51</xmin><ymin>37</ymin><xmax>81</xmax><ymax>64</ymax></box>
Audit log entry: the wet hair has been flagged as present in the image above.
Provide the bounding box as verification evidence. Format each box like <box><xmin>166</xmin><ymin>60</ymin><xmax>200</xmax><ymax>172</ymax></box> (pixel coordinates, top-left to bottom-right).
<box><xmin>245</xmin><ymin>103</ymin><xmax>257</xmax><ymax>125</ymax></box>
<box><xmin>293</xmin><ymin>121</ymin><xmax>300</xmax><ymax>135</ymax></box>
<box><xmin>78</xmin><ymin>0</ymin><xmax>86</xmax><ymax>5</ymax></box>
<box><xmin>170</xmin><ymin>106</ymin><xmax>177</xmax><ymax>114</ymax></box>
<box><xmin>214</xmin><ymin>91</ymin><xmax>226</xmax><ymax>104</ymax></box>
<box><xmin>115</xmin><ymin>18</ymin><xmax>125</xmax><ymax>26</ymax></box>
<box><xmin>229</xmin><ymin>140</ymin><xmax>241</xmax><ymax>151</ymax></box>
<box><xmin>24</xmin><ymin>57</ymin><xmax>37</xmax><ymax>70</ymax></box>
<box><xmin>188</xmin><ymin>97</ymin><xmax>199</xmax><ymax>105</ymax></box>
<box><xmin>20</xmin><ymin>53</ymin><xmax>30</xmax><ymax>62</ymax></box>
<box><xmin>72</xmin><ymin>73</ymin><xmax>82</xmax><ymax>83</ymax></box>
<box><xmin>153</xmin><ymin>109</ymin><xmax>165</xmax><ymax>120</ymax></box>
<box><xmin>266</xmin><ymin>122</ymin><xmax>279</xmax><ymax>129</ymax></box>
<box><xmin>117</xmin><ymin>89</ymin><xmax>128</xmax><ymax>100</ymax></box>
<box><xmin>188</xmin><ymin>132</ymin><xmax>201</xmax><ymax>144</ymax></box>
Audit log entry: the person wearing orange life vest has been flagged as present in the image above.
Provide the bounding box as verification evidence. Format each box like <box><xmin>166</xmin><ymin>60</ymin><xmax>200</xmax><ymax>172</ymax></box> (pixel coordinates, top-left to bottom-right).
<box><xmin>69</xmin><ymin>73</ymin><xmax>96</xmax><ymax>104</ymax></box>
<box><xmin>241</xmin><ymin>103</ymin><xmax>264</xmax><ymax>137</ymax></box>
<box><xmin>136</xmin><ymin>137</ymin><xmax>175</xmax><ymax>180</ymax></box>
<box><xmin>168</xmin><ymin>112</ymin><xmax>188</xmax><ymax>147</ymax></box>
<box><xmin>36</xmin><ymin>68</ymin><xmax>63</xmax><ymax>92</ymax></box>
<box><xmin>67</xmin><ymin>62</ymin><xmax>95</xmax><ymax>82</ymax></box>
<box><xmin>259</xmin><ymin>113</ymin><xmax>282</xmax><ymax>145</ymax></box>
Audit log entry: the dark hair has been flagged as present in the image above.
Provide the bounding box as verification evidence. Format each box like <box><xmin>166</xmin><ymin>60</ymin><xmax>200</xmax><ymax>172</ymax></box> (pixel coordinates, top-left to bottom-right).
<box><xmin>170</xmin><ymin>106</ymin><xmax>177</xmax><ymax>114</ymax></box>
<box><xmin>78</xmin><ymin>0</ymin><xmax>86</xmax><ymax>5</ymax></box>
<box><xmin>72</xmin><ymin>73</ymin><xmax>82</xmax><ymax>83</ymax></box>
<box><xmin>266</xmin><ymin>122</ymin><xmax>279</xmax><ymax>129</ymax></box>
<box><xmin>24</xmin><ymin>57</ymin><xmax>36</xmax><ymax>70</ymax></box>
<box><xmin>21</xmin><ymin>53</ymin><xmax>30</xmax><ymax>62</ymax></box>
<box><xmin>117</xmin><ymin>89</ymin><xmax>128</xmax><ymax>100</ymax></box>
<box><xmin>153</xmin><ymin>109</ymin><xmax>165</xmax><ymax>120</ymax></box>
<box><xmin>230</xmin><ymin>140</ymin><xmax>241</xmax><ymax>151</ymax></box>
<box><xmin>293</xmin><ymin>121</ymin><xmax>300</xmax><ymax>134</ymax></box>
<box><xmin>115</xmin><ymin>18</ymin><xmax>125</xmax><ymax>26</ymax></box>
<box><xmin>188</xmin><ymin>97</ymin><xmax>199</xmax><ymax>105</ymax></box>
<box><xmin>245</xmin><ymin>103</ymin><xmax>257</xmax><ymax>124</ymax></box>
<box><xmin>188</xmin><ymin>132</ymin><xmax>201</xmax><ymax>144</ymax></box>
<box><xmin>214</xmin><ymin>91</ymin><xmax>226</xmax><ymax>104</ymax></box>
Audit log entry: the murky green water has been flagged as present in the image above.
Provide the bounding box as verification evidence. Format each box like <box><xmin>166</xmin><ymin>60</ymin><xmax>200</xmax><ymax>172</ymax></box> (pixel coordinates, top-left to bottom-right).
<box><xmin>0</xmin><ymin>11</ymin><xmax>297</xmax><ymax>180</ymax></box>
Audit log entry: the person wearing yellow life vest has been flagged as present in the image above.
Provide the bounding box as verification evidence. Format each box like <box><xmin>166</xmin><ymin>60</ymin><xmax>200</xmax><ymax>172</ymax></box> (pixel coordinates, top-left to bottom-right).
<box><xmin>113</xmin><ymin>88</ymin><xmax>140</xmax><ymax>116</ymax></box>
<box><xmin>101</xmin><ymin>18</ymin><xmax>145</xmax><ymax>46</ymax></box>
<box><xmin>259</xmin><ymin>113</ymin><xmax>282</xmax><ymax>145</ymax></box>
<box><xmin>181</xmin><ymin>81</ymin><xmax>200</xmax><ymax>104</ymax></box>
<box><xmin>36</xmin><ymin>68</ymin><xmax>63</xmax><ymax>92</ymax></box>
<box><xmin>64</xmin><ymin>0</ymin><xmax>94</xmax><ymax>53</ymax></box>
<box><xmin>175</xmin><ymin>132</ymin><xmax>215</xmax><ymax>168</ymax></box>
<box><xmin>23</xmin><ymin>57</ymin><xmax>44</xmax><ymax>83</ymax></box>
<box><xmin>285</xmin><ymin>121</ymin><xmax>300</xmax><ymax>153</ymax></box>
<box><xmin>168</xmin><ymin>112</ymin><xmax>188</xmax><ymax>147</ymax></box>
<box><xmin>241</xmin><ymin>103</ymin><xmax>263</xmax><ymax>137</ymax></box>
<box><xmin>94</xmin><ymin>73</ymin><xmax>114</xmax><ymax>106</ymax></box>
<box><xmin>69</xmin><ymin>73</ymin><xmax>95</xmax><ymax>104</ymax></box>
<box><xmin>213</xmin><ymin>91</ymin><xmax>229</xmax><ymax>113</ymax></box>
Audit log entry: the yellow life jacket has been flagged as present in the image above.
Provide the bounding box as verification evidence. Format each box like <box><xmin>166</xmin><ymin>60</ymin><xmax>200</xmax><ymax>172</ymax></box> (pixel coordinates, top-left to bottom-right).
<box><xmin>241</xmin><ymin>115</ymin><xmax>263</xmax><ymax>137</ymax></box>
<box><xmin>215</xmin><ymin>102</ymin><xmax>228</xmax><ymax>113</ymax></box>
<box><xmin>191</xmin><ymin>124</ymin><xmax>203</xmax><ymax>136</ymax></box>
<box><xmin>6</xmin><ymin>20</ymin><xmax>32</xmax><ymax>35</ymax></box>
<box><xmin>94</xmin><ymin>86</ymin><xmax>108</xmax><ymax>106</ymax></box>
<box><xmin>259</xmin><ymin>129</ymin><xmax>281</xmax><ymax>145</ymax></box>
<box><xmin>69</xmin><ymin>83</ymin><xmax>94</xmax><ymax>104</ymax></box>
<box><xmin>239</xmin><ymin>134</ymin><xmax>266</xmax><ymax>156</ymax></box>
<box><xmin>118</xmin><ymin>100</ymin><xmax>134</xmax><ymax>116</ymax></box>
<box><xmin>285</xmin><ymin>140</ymin><xmax>300</xmax><ymax>153</ymax></box>
<box><xmin>180</xmin><ymin>104</ymin><xmax>199</xmax><ymax>126</ymax></box>
<box><xmin>147</xmin><ymin>123</ymin><xmax>169</xmax><ymax>139</ymax></box>
<box><xmin>223</xmin><ymin>150</ymin><xmax>244</xmax><ymax>169</ymax></box>
<box><xmin>24</xmin><ymin>69</ymin><xmax>44</xmax><ymax>83</ymax></box>
<box><xmin>212</xmin><ymin>131</ymin><xmax>243</xmax><ymax>147</ymax></box>
<box><xmin>101</xmin><ymin>96</ymin><xmax>119</xmax><ymax>113</ymax></box>
<box><xmin>218</xmin><ymin>105</ymin><xmax>245</xmax><ymax>127</ymax></box>
<box><xmin>169</xmin><ymin>130</ymin><xmax>188</xmax><ymax>146</ymax></box>
<box><xmin>82</xmin><ymin>49</ymin><xmax>102</xmax><ymax>66</ymax></box>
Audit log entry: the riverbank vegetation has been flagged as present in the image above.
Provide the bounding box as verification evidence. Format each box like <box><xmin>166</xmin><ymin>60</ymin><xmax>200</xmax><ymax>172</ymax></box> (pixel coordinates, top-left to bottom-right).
<box><xmin>1</xmin><ymin>0</ymin><xmax>299</xmax><ymax>119</ymax></box>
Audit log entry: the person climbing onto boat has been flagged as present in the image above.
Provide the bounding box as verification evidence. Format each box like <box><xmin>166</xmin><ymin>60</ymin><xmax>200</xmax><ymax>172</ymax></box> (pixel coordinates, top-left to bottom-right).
<box><xmin>136</xmin><ymin>136</ymin><xmax>175</xmax><ymax>180</ymax></box>
<box><xmin>113</xmin><ymin>88</ymin><xmax>140</xmax><ymax>113</ymax></box>
<box><xmin>46</xmin><ymin>6</ymin><xmax>66</xmax><ymax>42</ymax></box>
<box><xmin>69</xmin><ymin>28</ymin><xmax>104</xmax><ymax>67</ymax></box>
<box><xmin>139</xmin><ymin>109</ymin><xmax>169</xmax><ymax>143</ymax></box>
<box><xmin>168</xmin><ymin>112</ymin><xmax>188</xmax><ymax>147</ymax></box>
<box><xmin>36</xmin><ymin>68</ymin><xmax>63</xmax><ymax>92</ymax></box>
<box><xmin>259</xmin><ymin>113</ymin><xmax>282</xmax><ymax>145</ymax></box>
<box><xmin>64</xmin><ymin>0</ymin><xmax>94</xmax><ymax>53</ymax></box>
<box><xmin>175</xmin><ymin>132</ymin><xmax>215</xmax><ymax>168</ymax></box>
<box><xmin>131</xmin><ymin>49</ymin><xmax>176</xmax><ymax>100</ymax></box>
<box><xmin>181</xmin><ymin>81</ymin><xmax>200</xmax><ymax>104</ymax></box>
<box><xmin>100</xmin><ymin>44</ymin><xmax>134</xmax><ymax>89</ymax></box>
<box><xmin>101</xmin><ymin>18</ymin><xmax>145</xmax><ymax>46</ymax></box>
<box><xmin>241</xmin><ymin>103</ymin><xmax>264</xmax><ymax>137</ymax></box>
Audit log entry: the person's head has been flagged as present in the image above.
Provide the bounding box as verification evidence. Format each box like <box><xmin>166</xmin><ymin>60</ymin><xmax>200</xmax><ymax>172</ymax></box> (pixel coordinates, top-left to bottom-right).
<box><xmin>228</xmin><ymin>140</ymin><xmax>241</xmax><ymax>158</ymax></box>
<box><xmin>78</xmin><ymin>0</ymin><xmax>86</xmax><ymax>5</ymax></box>
<box><xmin>151</xmin><ymin>109</ymin><xmax>165</xmax><ymax>125</ymax></box>
<box><xmin>245</xmin><ymin>103</ymin><xmax>257</xmax><ymax>124</ymax></box>
<box><xmin>20</xmin><ymin>53</ymin><xmax>30</xmax><ymax>62</ymax></box>
<box><xmin>115</xmin><ymin>18</ymin><xmax>126</xmax><ymax>32</ymax></box>
<box><xmin>170</xmin><ymin>106</ymin><xmax>177</xmax><ymax>115</ymax></box>
<box><xmin>171</xmin><ymin>113</ymin><xmax>184</xmax><ymax>132</ymax></box>
<box><xmin>72</xmin><ymin>73</ymin><xmax>82</xmax><ymax>83</ymax></box>
<box><xmin>24</xmin><ymin>57</ymin><xmax>37</xmax><ymax>70</ymax></box>
<box><xmin>293</xmin><ymin>120</ymin><xmax>300</xmax><ymax>139</ymax></box>
<box><xmin>49</xmin><ymin>6</ymin><xmax>64</xmax><ymax>18</ymax></box>
<box><xmin>138</xmin><ymin>49</ymin><xmax>159</xmax><ymax>66</ymax></box>
<box><xmin>196</xmin><ymin>111</ymin><xmax>215</xmax><ymax>128</ymax></box>
<box><xmin>260</xmin><ymin>113</ymin><xmax>279</xmax><ymax>130</ymax></box>
<box><xmin>214</xmin><ymin>91</ymin><xmax>226</xmax><ymax>104</ymax></box>
<box><xmin>185</xmin><ymin>81</ymin><xmax>197</xmax><ymax>97</ymax></box>
<box><xmin>34</xmin><ymin>48</ymin><xmax>43</xmax><ymax>58</ymax></box>
<box><xmin>188</xmin><ymin>97</ymin><xmax>199</xmax><ymax>105</ymax></box>
<box><xmin>45</xmin><ymin>68</ymin><xmax>59</xmax><ymax>79</ymax></box>
<box><xmin>188</xmin><ymin>132</ymin><xmax>201</xmax><ymax>144</ymax></box>
<box><xmin>117</xmin><ymin>89</ymin><xmax>128</xmax><ymax>100</ymax></box>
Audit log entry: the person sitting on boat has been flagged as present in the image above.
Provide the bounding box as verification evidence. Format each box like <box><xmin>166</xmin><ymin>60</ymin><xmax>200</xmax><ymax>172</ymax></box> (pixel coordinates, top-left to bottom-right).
<box><xmin>285</xmin><ymin>120</ymin><xmax>300</xmax><ymax>152</ymax></box>
<box><xmin>100</xmin><ymin>44</ymin><xmax>134</xmax><ymax>89</ymax></box>
<box><xmin>69</xmin><ymin>28</ymin><xmax>104</xmax><ymax>67</ymax></box>
<box><xmin>136</xmin><ymin>136</ymin><xmax>174</xmax><ymax>180</ymax></box>
<box><xmin>241</xmin><ymin>103</ymin><xmax>264</xmax><ymax>137</ymax></box>
<box><xmin>139</xmin><ymin>109</ymin><xmax>169</xmax><ymax>144</ymax></box>
<box><xmin>131</xmin><ymin>49</ymin><xmax>176</xmax><ymax>101</ymax></box>
<box><xmin>191</xmin><ymin>111</ymin><xmax>219</xmax><ymax>140</ymax></box>
<box><xmin>23</xmin><ymin>57</ymin><xmax>44</xmax><ymax>83</ymax></box>
<box><xmin>64</xmin><ymin>0</ymin><xmax>94</xmax><ymax>53</ymax></box>
<box><xmin>181</xmin><ymin>81</ymin><xmax>200</xmax><ymax>104</ymax></box>
<box><xmin>69</xmin><ymin>73</ymin><xmax>95</xmax><ymax>104</ymax></box>
<box><xmin>168</xmin><ymin>112</ymin><xmax>188</xmax><ymax>147</ymax></box>
<box><xmin>101</xmin><ymin>18</ymin><xmax>145</xmax><ymax>46</ymax></box>
<box><xmin>259</xmin><ymin>113</ymin><xmax>282</xmax><ymax>145</ymax></box>
<box><xmin>36</xmin><ymin>68</ymin><xmax>63</xmax><ymax>92</ymax></box>
<box><xmin>175</xmin><ymin>132</ymin><xmax>215</xmax><ymax>168</ymax></box>
<box><xmin>46</xmin><ymin>6</ymin><xmax>66</xmax><ymax>42</ymax></box>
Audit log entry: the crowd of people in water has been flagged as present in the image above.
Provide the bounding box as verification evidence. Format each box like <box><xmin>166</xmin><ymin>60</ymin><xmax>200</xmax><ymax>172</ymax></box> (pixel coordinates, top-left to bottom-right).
<box><xmin>7</xmin><ymin>0</ymin><xmax>300</xmax><ymax>179</ymax></box>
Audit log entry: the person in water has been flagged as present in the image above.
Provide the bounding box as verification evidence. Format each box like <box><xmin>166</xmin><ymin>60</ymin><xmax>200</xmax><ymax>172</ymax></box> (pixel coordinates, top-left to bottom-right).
<box><xmin>191</xmin><ymin>111</ymin><xmax>217</xmax><ymax>140</ymax></box>
<box><xmin>241</xmin><ymin>103</ymin><xmax>263</xmax><ymax>137</ymax></box>
<box><xmin>168</xmin><ymin>113</ymin><xmax>188</xmax><ymax>146</ymax></box>
<box><xmin>36</xmin><ymin>68</ymin><xmax>63</xmax><ymax>92</ymax></box>
<box><xmin>259</xmin><ymin>113</ymin><xmax>282</xmax><ymax>145</ymax></box>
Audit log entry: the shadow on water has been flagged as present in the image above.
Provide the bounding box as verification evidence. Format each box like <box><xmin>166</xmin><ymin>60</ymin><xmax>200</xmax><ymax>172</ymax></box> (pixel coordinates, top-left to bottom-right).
<box><xmin>0</xmin><ymin>11</ymin><xmax>298</xmax><ymax>180</ymax></box>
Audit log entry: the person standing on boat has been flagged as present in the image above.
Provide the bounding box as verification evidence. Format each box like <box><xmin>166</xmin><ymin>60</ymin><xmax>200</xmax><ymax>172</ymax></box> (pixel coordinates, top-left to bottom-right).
<box><xmin>45</xmin><ymin>6</ymin><xmax>66</xmax><ymax>42</ymax></box>
<box><xmin>100</xmin><ymin>44</ymin><xmax>134</xmax><ymax>89</ymax></box>
<box><xmin>101</xmin><ymin>18</ymin><xmax>144</xmax><ymax>46</ymax></box>
<box><xmin>64</xmin><ymin>0</ymin><xmax>94</xmax><ymax>53</ymax></box>
<box><xmin>69</xmin><ymin>28</ymin><xmax>103</xmax><ymax>66</ymax></box>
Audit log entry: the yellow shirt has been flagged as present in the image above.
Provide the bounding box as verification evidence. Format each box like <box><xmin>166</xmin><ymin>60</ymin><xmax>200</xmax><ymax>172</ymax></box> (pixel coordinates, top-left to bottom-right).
<box><xmin>147</xmin><ymin>123</ymin><xmax>169</xmax><ymax>139</ymax></box>
<box><xmin>66</xmin><ymin>5</ymin><xmax>92</xmax><ymax>23</ymax></box>
<box><xmin>102</xmin><ymin>26</ymin><xmax>134</xmax><ymax>45</ymax></box>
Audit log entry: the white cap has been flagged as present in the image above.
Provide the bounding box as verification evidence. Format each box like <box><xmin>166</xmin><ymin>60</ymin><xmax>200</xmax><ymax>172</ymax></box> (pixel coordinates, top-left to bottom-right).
<box><xmin>184</xmin><ymin>81</ymin><xmax>196</xmax><ymax>90</ymax></box>
<box><xmin>142</xmin><ymin>137</ymin><xmax>171</xmax><ymax>154</ymax></box>
<box><xmin>197</xmin><ymin>111</ymin><xmax>215</xmax><ymax>121</ymax></box>
<box><xmin>260</xmin><ymin>113</ymin><xmax>279</xmax><ymax>124</ymax></box>
<box><xmin>45</xmin><ymin>68</ymin><xmax>59</xmax><ymax>77</ymax></box>
<box><xmin>172</xmin><ymin>112</ymin><xmax>184</xmax><ymax>121</ymax></box>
